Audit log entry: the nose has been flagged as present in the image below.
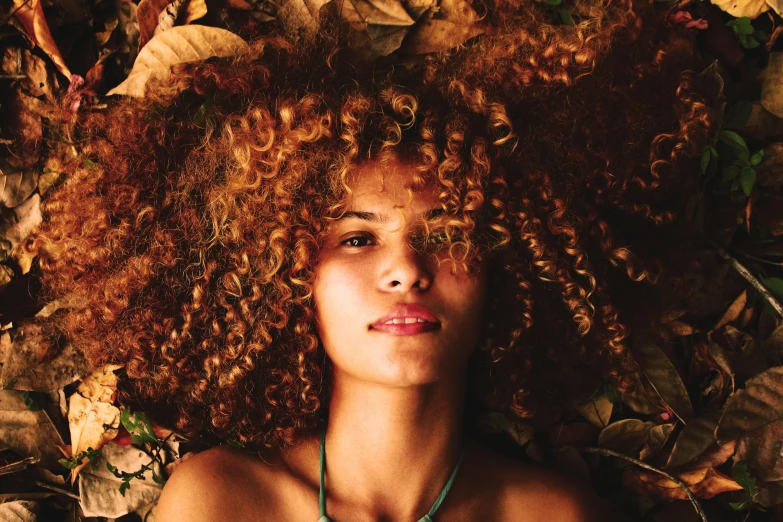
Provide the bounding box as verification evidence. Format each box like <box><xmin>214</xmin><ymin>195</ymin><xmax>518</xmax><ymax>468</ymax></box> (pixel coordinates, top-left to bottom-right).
<box><xmin>381</xmin><ymin>240</ymin><xmax>433</xmax><ymax>292</ymax></box>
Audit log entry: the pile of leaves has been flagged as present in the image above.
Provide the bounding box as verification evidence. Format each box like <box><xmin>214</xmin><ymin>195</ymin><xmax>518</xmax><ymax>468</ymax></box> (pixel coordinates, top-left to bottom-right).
<box><xmin>2</xmin><ymin>0</ymin><xmax>783</xmax><ymax>520</ymax></box>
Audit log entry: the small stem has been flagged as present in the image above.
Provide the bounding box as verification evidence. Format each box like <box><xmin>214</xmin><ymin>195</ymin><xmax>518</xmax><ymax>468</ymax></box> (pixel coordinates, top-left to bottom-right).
<box><xmin>0</xmin><ymin>457</ymin><xmax>38</xmax><ymax>476</ymax></box>
<box><xmin>33</xmin><ymin>480</ymin><xmax>80</xmax><ymax>500</ymax></box>
<box><xmin>575</xmin><ymin>447</ymin><xmax>709</xmax><ymax>522</ymax></box>
<box><xmin>716</xmin><ymin>246</ymin><xmax>783</xmax><ymax>317</ymax></box>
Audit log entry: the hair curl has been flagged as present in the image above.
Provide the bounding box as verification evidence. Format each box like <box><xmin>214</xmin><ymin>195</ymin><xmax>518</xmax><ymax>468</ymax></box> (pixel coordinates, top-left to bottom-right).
<box><xmin>16</xmin><ymin>0</ymin><xmax>715</xmax><ymax>449</ymax></box>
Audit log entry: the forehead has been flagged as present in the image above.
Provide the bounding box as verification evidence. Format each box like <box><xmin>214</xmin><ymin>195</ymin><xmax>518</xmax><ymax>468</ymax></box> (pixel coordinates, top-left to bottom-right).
<box><xmin>345</xmin><ymin>158</ymin><xmax>440</xmax><ymax>210</ymax></box>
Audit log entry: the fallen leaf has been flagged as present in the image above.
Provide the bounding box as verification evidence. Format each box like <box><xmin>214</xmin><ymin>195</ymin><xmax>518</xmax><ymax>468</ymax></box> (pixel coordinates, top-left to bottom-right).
<box><xmin>666</xmin><ymin>410</ymin><xmax>722</xmax><ymax>468</ymax></box>
<box><xmin>713</xmin><ymin>290</ymin><xmax>748</xmax><ymax>331</ymax></box>
<box><xmin>574</xmin><ymin>393</ymin><xmax>613</xmax><ymax>428</ymax></box>
<box><xmin>634</xmin><ymin>334</ymin><xmax>694</xmax><ymax>423</ymax></box>
<box><xmin>400</xmin><ymin>0</ymin><xmax>483</xmax><ymax>55</ymax></box>
<box><xmin>710</xmin><ymin>0</ymin><xmax>770</xmax><ymax>19</ymax></box>
<box><xmin>137</xmin><ymin>0</ymin><xmax>174</xmax><ymax>50</ymax></box>
<box><xmin>640</xmin><ymin>422</ymin><xmax>677</xmax><ymax>462</ymax></box>
<box><xmin>3</xmin><ymin>194</ymin><xmax>42</xmax><ymax>257</ymax></box>
<box><xmin>716</xmin><ymin>366</ymin><xmax>783</xmax><ymax>481</ymax></box>
<box><xmin>0</xmin><ymin>320</ymin><xmax>87</xmax><ymax>392</ymax></box>
<box><xmin>154</xmin><ymin>0</ymin><xmax>186</xmax><ymax>36</ymax></box>
<box><xmin>554</xmin><ymin>445</ymin><xmax>591</xmax><ymax>486</ymax></box>
<box><xmin>67</xmin><ymin>365</ymin><xmax>123</xmax><ymax>481</ymax></box>
<box><xmin>79</xmin><ymin>442</ymin><xmax>164</xmax><ymax>518</ymax></box>
<box><xmin>756</xmin><ymin>142</ymin><xmax>783</xmax><ymax>187</ymax></box>
<box><xmin>763</xmin><ymin>53</ymin><xmax>783</xmax><ymax>119</ymax></box>
<box><xmin>622</xmin><ymin>465</ymin><xmax>743</xmax><ymax>501</ymax></box>
<box><xmin>475</xmin><ymin>411</ymin><xmax>534</xmax><ymax>446</ymax></box>
<box><xmin>0</xmin><ymin>500</ymin><xmax>40</xmax><ymax>522</ymax></box>
<box><xmin>184</xmin><ymin>0</ymin><xmax>208</xmax><ymax>23</ymax></box>
<box><xmin>0</xmin><ymin>160</ymin><xmax>38</xmax><ymax>212</ymax></box>
<box><xmin>598</xmin><ymin>418</ymin><xmax>654</xmax><ymax>454</ymax></box>
<box><xmin>758</xmin><ymin>480</ymin><xmax>783</xmax><ymax>507</ymax></box>
<box><xmin>107</xmin><ymin>25</ymin><xmax>248</xmax><ymax>97</ymax></box>
<box><xmin>12</xmin><ymin>0</ymin><xmax>72</xmax><ymax>80</ymax></box>
<box><xmin>620</xmin><ymin>371</ymin><xmax>666</xmax><ymax>415</ymax></box>
<box><xmin>276</xmin><ymin>0</ymin><xmax>333</xmax><ymax>41</ymax></box>
<box><xmin>0</xmin><ymin>389</ymin><xmax>65</xmax><ymax>468</ymax></box>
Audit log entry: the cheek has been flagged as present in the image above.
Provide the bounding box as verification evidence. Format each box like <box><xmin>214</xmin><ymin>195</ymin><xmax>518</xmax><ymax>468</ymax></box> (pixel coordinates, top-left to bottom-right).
<box><xmin>313</xmin><ymin>262</ymin><xmax>369</xmax><ymax>340</ymax></box>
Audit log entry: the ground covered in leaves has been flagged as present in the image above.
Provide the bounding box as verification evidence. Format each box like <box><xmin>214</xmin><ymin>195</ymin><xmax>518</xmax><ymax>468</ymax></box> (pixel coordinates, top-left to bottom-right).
<box><xmin>2</xmin><ymin>0</ymin><xmax>783</xmax><ymax>520</ymax></box>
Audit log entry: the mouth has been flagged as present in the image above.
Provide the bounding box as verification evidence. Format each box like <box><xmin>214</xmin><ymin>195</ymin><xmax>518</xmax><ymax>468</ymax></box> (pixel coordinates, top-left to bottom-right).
<box><xmin>369</xmin><ymin>320</ymin><xmax>441</xmax><ymax>335</ymax></box>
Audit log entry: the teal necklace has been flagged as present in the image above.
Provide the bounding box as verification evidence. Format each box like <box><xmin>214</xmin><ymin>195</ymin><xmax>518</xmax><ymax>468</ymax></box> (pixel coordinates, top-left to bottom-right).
<box><xmin>317</xmin><ymin>427</ymin><xmax>464</xmax><ymax>522</ymax></box>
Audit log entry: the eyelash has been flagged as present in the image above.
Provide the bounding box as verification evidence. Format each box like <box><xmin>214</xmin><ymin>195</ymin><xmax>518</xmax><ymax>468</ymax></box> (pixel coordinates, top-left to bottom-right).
<box><xmin>340</xmin><ymin>232</ymin><xmax>450</xmax><ymax>248</ymax></box>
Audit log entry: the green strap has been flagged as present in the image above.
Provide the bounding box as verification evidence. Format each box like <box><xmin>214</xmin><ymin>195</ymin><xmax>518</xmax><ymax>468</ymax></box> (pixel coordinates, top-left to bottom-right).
<box><xmin>318</xmin><ymin>426</ymin><xmax>464</xmax><ymax>522</ymax></box>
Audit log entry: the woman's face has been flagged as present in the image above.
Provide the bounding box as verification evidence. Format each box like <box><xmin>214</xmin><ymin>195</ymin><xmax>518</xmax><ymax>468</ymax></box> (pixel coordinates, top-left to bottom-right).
<box><xmin>313</xmin><ymin>157</ymin><xmax>489</xmax><ymax>387</ymax></box>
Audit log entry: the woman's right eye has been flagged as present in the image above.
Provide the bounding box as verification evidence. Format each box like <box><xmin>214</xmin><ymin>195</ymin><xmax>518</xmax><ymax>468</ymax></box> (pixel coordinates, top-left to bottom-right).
<box><xmin>341</xmin><ymin>235</ymin><xmax>374</xmax><ymax>248</ymax></box>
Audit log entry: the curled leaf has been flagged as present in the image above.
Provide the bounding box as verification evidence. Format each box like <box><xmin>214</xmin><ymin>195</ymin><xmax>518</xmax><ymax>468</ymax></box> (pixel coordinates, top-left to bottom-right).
<box><xmin>107</xmin><ymin>25</ymin><xmax>248</xmax><ymax>98</ymax></box>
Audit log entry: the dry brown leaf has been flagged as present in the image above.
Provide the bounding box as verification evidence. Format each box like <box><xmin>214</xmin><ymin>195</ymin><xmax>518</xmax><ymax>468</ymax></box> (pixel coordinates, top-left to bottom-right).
<box><xmin>713</xmin><ymin>290</ymin><xmax>748</xmax><ymax>331</ymax></box>
<box><xmin>0</xmin><ymin>501</ymin><xmax>40</xmax><ymax>522</ymax></box>
<box><xmin>0</xmin><ymin>389</ymin><xmax>65</xmax><ymax>468</ymax></box>
<box><xmin>711</xmin><ymin>0</ymin><xmax>770</xmax><ymax>19</ymax></box>
<box><xmin>598</xmin><ymin>419</ymin><xmax>654</xmax><ymax>454</ymax></box>
<box><xmin>79</xmin><ymin>442</ymin><xmax>164</xmax><ymax>518</ymax></box>
<box><xmin>575</xmin><ymin>394</ymin><xmax>613</xmax><ymax>428</ymax></box>
<box><xmin>0</xmin><ymin>160</ymin><xmax>38</xmax><ymax>209</ymax></box>
<box><xmin>622</xmin><ymin>466</ymin><xmax>743</xmax><ymax>501</ymax></box>
<box><xmin>353</xmin><ymin>0</ymin><xmax>414</xmax><ymax>26</ymax></box>
<box><xmin>155</xmin><ymin>0</ymin><xmax>186</xmax><ymax>35</ymax></box>
<box><xmin>137</xmin><ymin>0</ymin><xmax>174</xmax><ymax>50</ymax></box>
<box><xmin>185</xmin><ymin>0</ymin><xmax>209</xmax><ymax>23</ymax></box>
<box><xmin>67</xmin><ymin>365</ymin><xmax>123</xmax><ymax>481</ymax></box>
<box><xmin>400</xmin><ymin>0</ymin><xmax>483</xmax><ymax>55</ymax></box>
<box><xmin>12</xmin><ymin>0</ymin><xmax>72</xmax><ymax>81</ymax></box>
<box><xmin>666</xmin><ymin>411</ymin><xmax>722</xmax><ymax>468</ymax></box>
<box><xmin>640</xmin><ymin>422</ymin><xmax>677</xmax><ymax>462</ymax></box>
<box><xmin>763</xmin><ymin>53</ymin><xmax>783</xmax><ymax>119</ymax></box>
<box><xmin>277</xmin><ymin>0</ymin><xmax>333</xmax><ymax>41</ymax></box>
<box><xmin>716</xmin><ymin>366</ymin><xmax>783</xmax><ymax>481</ymax></box>
<box><xmin>20</xmin><ymin>50</ymin><xmax>57</xmax><ymax>101</ymax></box>
<box><xmin>0</xmin><ymin>320</ymin><xmax>86</xmax><ymax>392</ymax></box>
<box><xmin>107</xmin><ymin>25</ymin><xmax>248</xmax><ymax>98</ymax></box>
<box><xmin>4</xmin><ymin>194</ymin><xmax>42</xmax><ymax>258</ymax></box>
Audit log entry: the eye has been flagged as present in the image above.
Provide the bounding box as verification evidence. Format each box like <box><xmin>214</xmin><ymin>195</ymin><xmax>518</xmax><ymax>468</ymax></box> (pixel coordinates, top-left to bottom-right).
<box><xmin>341</xmin><ymin>235</ymin><xmax>375</xmax><ymax>248</ymax></box>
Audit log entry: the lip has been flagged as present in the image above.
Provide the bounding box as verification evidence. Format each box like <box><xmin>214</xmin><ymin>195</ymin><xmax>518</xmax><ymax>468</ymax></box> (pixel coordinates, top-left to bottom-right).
<box><xmin>370</xmin><ymin>321</ymin><xmax>441</xmax><ymax>335</ymax></box>
<box><xmin>371</xmin><ymin>304</ymin><xmax>440</xmax><ymax>329</ymax></box>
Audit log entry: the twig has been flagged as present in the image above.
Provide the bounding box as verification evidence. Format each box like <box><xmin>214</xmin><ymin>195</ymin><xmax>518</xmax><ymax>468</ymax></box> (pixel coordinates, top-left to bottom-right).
<box><xmin>716</xmin><ymin>246</ymin><xmax>783</xmax><ymax>318</ymax></box>
<box><xmin>575</xmin><ymin>447</ymin><xmax>709</xmax><ymax>522</ymax></box>
<box><xmin>33</xmin><ymin>480</ymin><xmax>80</xmax><ymax>500</ymax></box>
<box><xmin>0</xmin><ymin>74</ymin><xmax>26</xmax><ymax>80</ymax></box>
<box><xmin>0</xmin><ymin>456</ymin><xmax>38</xmax><ymax>476</ymax></box>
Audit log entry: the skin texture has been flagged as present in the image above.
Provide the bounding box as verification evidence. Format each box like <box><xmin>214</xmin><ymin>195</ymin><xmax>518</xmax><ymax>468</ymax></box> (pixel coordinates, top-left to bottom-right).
<box><xmin>154</xmin><ymin>157</ymin><xmax>609</xmax><ymax>522</ymax></box>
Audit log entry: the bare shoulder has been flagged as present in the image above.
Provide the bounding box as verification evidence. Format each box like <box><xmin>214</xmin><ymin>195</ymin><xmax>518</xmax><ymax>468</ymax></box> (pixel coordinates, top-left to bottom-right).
<box><xmin>154</xmin><ymin>445</ymin><xmax>285</xmax><ymax>522</ymax></box>
<box><xmin>499</xmin><ymin>460</ymin><xmax>612</xmax><ymax>522</ymax></box>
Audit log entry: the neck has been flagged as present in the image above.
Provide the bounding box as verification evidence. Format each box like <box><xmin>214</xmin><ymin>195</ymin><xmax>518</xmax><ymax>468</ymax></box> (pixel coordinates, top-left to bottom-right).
<box><xmin>321</xmin><ymin>367</ymin><xmax>467</xmax><ymax>520</ymax></box>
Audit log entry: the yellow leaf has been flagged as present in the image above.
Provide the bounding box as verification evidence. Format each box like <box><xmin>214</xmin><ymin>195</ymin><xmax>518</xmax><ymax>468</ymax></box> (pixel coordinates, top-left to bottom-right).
<box><xmin>12</xmin><ymin>0</ymin><xmax>72</xmax><ymax>80</ymax></box>
<box><xmin>107</xmin><ymin>26</ymin><xmax>248</xmax><ymax>98</ymax></box>
<box><xmin>710</xmin><ymin>0</ymin><xmax>769</xmax><ymax>19</ymax></box>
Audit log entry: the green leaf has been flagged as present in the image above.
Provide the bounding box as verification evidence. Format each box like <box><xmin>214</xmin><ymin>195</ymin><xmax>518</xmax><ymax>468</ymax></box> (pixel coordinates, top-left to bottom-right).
<box><xmin>152</xmin><ymin>469</ymin><xmax>167</xmax><ymax>485</ymax></box>
<box><xmin>750</xmin><ymin>149</ymin><xmax>764</xmax><ymax>166</ymax></box>
<box><xmin>556</xmin><ymin>8</ymin><xmax>574</xmax><ymax>26</ymax></box>
<box><xmin>545</xmin><ymin>0</ymin><xmax>561</xmax><ymax>5</ymax></box>
<box><xmin>722</xmin><ymin>165</ymin><xmax>740</xmax><ymax>182</ymax></box>
<box><xmin>755</xmin><ymin>30</ymin><xmax>768</xmax><ymax>41</ymax></box>
<box><xmin>193</xmin><ymin>95</ymin><xmax>216</xmax><ymax>127</ymax></box>
<box><xmin>740</xmin><ymin>167</ymin><xmax>756</xmax><ymax>196</ymax></box>
<box><xmin>725</xmin><ymin>101</ymin><xmax>753</xmax><ymax>130</ymax></box>
<box><xmin>735</xmin><ymin>17</ymin><xmax>755</xmax><ymax>35</ymax></box>
<box><xmin>744</xmin><ymin>36</ymin><xmax>761</xmax><ymax>49</ymax></box>
<box><xmin>762</xmin><ymin>277</ymin><xmax>783</xmax><ymax>305</ymax></box>
<box><xmin>710</xmin><ymin>145</ymin><xmax>719</xmax><ymax>158</ymax></box>
<box><xmin>733</xmin><ymin>461</ymin><xmax>758</xmax><ymax>497</ymax></box>
<box><xmin>700</xmin><ymin>149</ymin><xmax>711</xmax><ymax>174</ymax></box>
<box><xmin>719</xmin><ymin>130</ymin><xmax>748</xmax><ymax>151</ymax></box>
<box><xmin>119</xmin><ymin>481</ymin><xmax>130</xmax><ymax>496</ymax></box>
<box><xmin>81</xmin><ymin>156</ymin><xmax>95</xmax><ymax>169</ymax></box>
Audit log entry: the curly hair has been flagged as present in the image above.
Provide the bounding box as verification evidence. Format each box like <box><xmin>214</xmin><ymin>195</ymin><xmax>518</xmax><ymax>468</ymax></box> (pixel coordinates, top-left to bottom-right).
<box><xmin>16</xmin><ymin>0</ymin><xmax>715</xmax><ymax>449</ymax></box>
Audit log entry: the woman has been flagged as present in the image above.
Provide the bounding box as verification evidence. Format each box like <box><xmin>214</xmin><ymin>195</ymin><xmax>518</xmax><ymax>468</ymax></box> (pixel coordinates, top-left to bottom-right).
<box><xmin>17</xmin><ymin>0</ymin><xmax>713</xmax><ymax>519</ymax></box>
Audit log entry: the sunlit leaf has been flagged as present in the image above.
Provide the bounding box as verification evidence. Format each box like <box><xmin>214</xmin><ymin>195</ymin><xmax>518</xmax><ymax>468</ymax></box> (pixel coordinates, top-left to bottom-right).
<box><xmin>107</xmin><ymin>26</ymin><xmax>248</xmax><ymax>97</ymax></box>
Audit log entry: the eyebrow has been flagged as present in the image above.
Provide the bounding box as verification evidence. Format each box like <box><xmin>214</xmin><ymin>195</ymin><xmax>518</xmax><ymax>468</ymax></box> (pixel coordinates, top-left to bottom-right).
<box><xmin>336</xmin><ymin>208</ymin><xmax>446</xmax><ymax>223</ymax></box>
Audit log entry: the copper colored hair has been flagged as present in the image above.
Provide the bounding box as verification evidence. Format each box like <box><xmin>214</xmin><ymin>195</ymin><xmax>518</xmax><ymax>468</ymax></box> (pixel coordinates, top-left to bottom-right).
<box><xmin>17</xmin><ymin>0</ymin><xmax>714</xmax><ymax>448</ymax></box>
